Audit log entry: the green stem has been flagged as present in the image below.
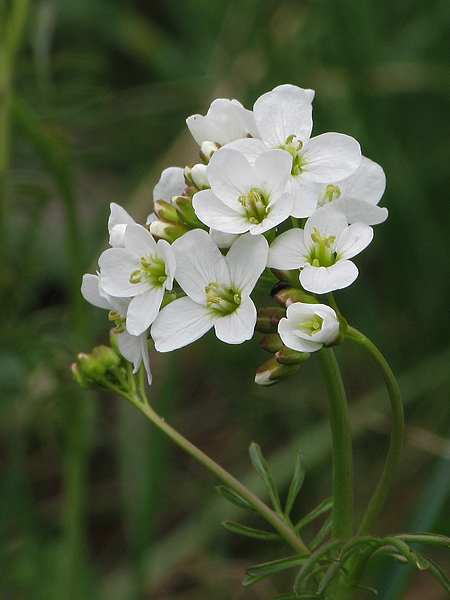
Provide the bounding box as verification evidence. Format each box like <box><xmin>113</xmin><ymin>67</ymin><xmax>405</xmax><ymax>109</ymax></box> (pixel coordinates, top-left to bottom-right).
<box><xmin>125</xmin><ymin>382</ymin><xmax>310</xmax><ymax>557</ymax></box>
<box><xmin>316</xmin><ymin>348</ymin><xmax>353</xmax><ymax>540</ymax></box>
<box><xmin>345</xmin><ymin>326</ymin><xmax>404</xmax><ymax>536</ymax></box>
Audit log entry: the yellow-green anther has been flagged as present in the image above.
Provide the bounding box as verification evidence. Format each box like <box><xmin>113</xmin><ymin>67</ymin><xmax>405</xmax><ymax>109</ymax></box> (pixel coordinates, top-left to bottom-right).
<box><xmin>129</xmin><ymin>269</ymin><xmax>142</xmax><ymax>284</ymax></box>
<box><xmin>158</xmin><ymin>275</ymin><xmax>167</xmax><ymax>284</ymax></box>
<box><xmin>311</xmin><ymin>227</ymin><xmax>336</xmax><ymax>248</ymax></box>
<box><xmin>114</xmin><ymin>323</ymin><xmax>126</xmax><ymax>334</ymax></box>
<box><xmin>205</xmin><ymin>281</ymin><xmax>241</xmax><ymax>315</ymax></box>
<box><xmin>312</xmin><ymin>258</ymin><xmax>320</xmax><ymax>267</ymax></box>
<box><xmin>299</xmin><ymin>313</ymin><xmax>324</xmax><ymax>335</ymax></box>
<box><xmin>324</xmin><ymin>184</ymin><xmax>340</xmax><ymax>203</ymax></box>
<box><xmin>233</xmin><ymin>294</ymin><xmax>241</xmax><ymax>305</ymax></box>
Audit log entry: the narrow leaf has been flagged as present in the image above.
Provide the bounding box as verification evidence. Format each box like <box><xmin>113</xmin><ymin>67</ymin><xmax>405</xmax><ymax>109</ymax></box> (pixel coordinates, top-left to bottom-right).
<box><xmin>317</xmin><ymin>559</ymin><xmax>346</xmax><ymax>594</ymax></box>
<box><xmin>356</xmin><ymin>584</ymin><xmax>379</xmax><ymax>595</ymax></box>
<box><xmin>222</xmin><ymin>520</ymin><xmax>282</xmax><ymax>541</ymax></box>
<box><xmin>215</xmin><ymin>486</ymin><xmax>256</xmax><ymax>512</ymax></box>
<box><xmin>382</xmin><ymin>537</ymin><xmax>429</xmax><ymax>570</ymax></box>
<box><xmin>246</xmin><ymin>554</ymin><xmax>309</xmax><ymax>577</ymax></box>
<box><xmin>418</xmin><ymin>554</ymin><xmax>450</xmax><ymax>593</ymax></box>
<box><xmin>395</xmin><ymin>533</ymin><xmax>450</xmax><ymax>549</ymax></box>
<box><xmin>271</xmin><ymin>594</ymin><xmax>319</xmax><ymax>599</ymax></box>
<box><xmin>243</xmin><ymin>574</ymin><xmax>269</xmax><ymax>587</ymax></box>
<box><xmin>293</xmin><ymin>539</ymin><xmax>344</xmax><ymax>593</ymax></box>
<box><xmin>295</xmin><ymin>497</ymin><xmax>333</xmax><ymax>533</ymax></box>
<box><xmin>284</xmin><ymin>449</ymin><xmax>306</xmax><ymax>517</ymax></box>
<box><xmin>308</xmin><ymin>515</ymin><xmax>332</xmax><ymax>552</ymax></box>
<box><xmin>249</xmin><ymin>442</ymin><xmax>283</xmax><ymax>515</ymax></box>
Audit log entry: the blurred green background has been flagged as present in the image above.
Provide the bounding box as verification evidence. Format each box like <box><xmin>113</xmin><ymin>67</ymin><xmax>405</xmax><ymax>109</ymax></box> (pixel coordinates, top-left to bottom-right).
<box><xmin>1</xmin><ymin>0</ymin><xmax>450</xmax><ymax>598</ymax></box>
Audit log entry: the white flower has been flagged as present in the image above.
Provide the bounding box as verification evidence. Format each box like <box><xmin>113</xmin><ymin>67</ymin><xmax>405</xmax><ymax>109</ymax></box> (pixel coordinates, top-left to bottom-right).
<box><xmin>151</xmin><ymin>230</ymin><xmax>268</xmax><ymax>351</ymax></box>
<box><xmin>316</xmin><ymin>156</ymin><xmax>388</xmax><ymax>225</ymax></box>
<box><xmin>81</xmin><ymin>274</ymin><xmax>152</xmax><ymax>384</ymax></box>
<box><xmin>192</xmin><ymin>147</ymin><xmax>294</xmax><ymax>235</ymax></box>
<box><xmin>153</xmin><ymin>166</ymin><xmax>186</xmax><ymax>203</ymax></box>
<box><xmin>267</xmin><ymin>207</ymin><xmax>373</xmax><ymax>294</ymax></box>
<box><xmin>227</xmin><ymin>84</ymin><xmax>362</xmax><ymax>218</ymax></box>
<box><xmin>98</xmin><ymin>223</ymin><xmax>176</xmax><ymax>336</ymax></box>
<box><xmin>108</xmin><ymin>203</ymin><xmax>137</xmax><ymax>247</ymax></box>
<box><xmin>278</xmin><ymin>302</ymin><xmax>340</xmax><ymax>352</ymax></box>
<box><xmin>186</xmin><ymin>98</ymin><xmax>258</xmax><ymax>146</ymax></box>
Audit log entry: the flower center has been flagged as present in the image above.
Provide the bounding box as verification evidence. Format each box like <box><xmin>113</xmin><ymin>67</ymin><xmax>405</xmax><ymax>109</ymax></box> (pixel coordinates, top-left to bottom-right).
<box><xmin>278</xmin><ymin>134</ymin><xmax>306</xmax><ymax>177</ymax></box>
<box><xmin>318</xmin><ymin>184</ymin><xmax>341</xmax><ymax>207</ymax></box>
<box><xmin>108</xmin><ymin>310</ymin><xmax>126</xmax><ymax>334</ymax></box>
<box><xmin>298</xmin><ymin>313</ymin><xmax>324</xmax><ymax>336</ymax></box>
<box><xmin>308</xmin><ymin>227</ymin><xmax>337</xmax><ymax>268</ymax></box>
<box><xmin>129</xmin><ymin>256</ymin><xmax>168</xmax><ymax>287</ymax></box>
<box><xmin>205</xmin><ymin>282</ymin><xmax>241</xmax><ymax>315</ymax></box>
<box><xmin>238</xmin><ymin>187</ymin><xmax>269</xmax><ymax>224</ymax></box>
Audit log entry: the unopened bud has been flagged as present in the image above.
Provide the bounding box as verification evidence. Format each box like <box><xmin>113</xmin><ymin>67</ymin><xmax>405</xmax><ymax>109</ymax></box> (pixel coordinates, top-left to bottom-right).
<box><xmin>275</xmin><ymin>287</ymin><xmax>318</xmax><ymax>308</ymax></box>
<box><xmin>275</xmin><ymin>346</ymin><xmax>310</xmax><ymax>365</ymax></box>
<box><xmin>172</xmin><ymin>196</ymin><xmax>205</xmax><ymax>228</ymax></box>
<box><xmin>255</xmin><ymin>306</ymin><xmax>286</xmax><ymax>334</ymax></box>
<box><xmin>76</xmin><ymin>352</ymin><xmax>106</xmax><ymax>382</ymax></box>
<box><xmin>149</xmin><ymin>218</ymin><xmax>190</xmax><ymax>243</ymax></box>
<box><xmin>255</xmin><ymin>356</ymin><xmax>302</xmax><ymax>386</ymax></box>
<box><xmin>184</xmin><ymin>163</ymin><xmax>209</xmax><ymax>190</ymax></box>
<box><xmin>259</xmin><ymin>333</ymin><xmax>283</xmax><ymax>354</ymax></box>
<box><xmin>154</xmin><ymin>200</ymin><xmax>181</xmax><ymax>222</ymax></box>
<box><xmin>71</xmin><ymin>363</ymin><xmax>90</xmax><ymax>388</ymax></box>
<box><xmin>93</xmin><ymin>345</ymin><xmax>121</xmax><ymax>369</ymax></box>
<box><xmin>200</xmin><ymin>141</ymin><xmax>220</xmax><ymax>163</ymax></box>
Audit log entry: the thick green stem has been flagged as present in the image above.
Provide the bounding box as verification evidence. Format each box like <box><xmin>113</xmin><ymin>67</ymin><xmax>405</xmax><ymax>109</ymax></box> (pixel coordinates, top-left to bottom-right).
<box><xmin>124</xmin><ymin>384</ymin><xmax>310</xmax><ymax>557</ymax></box>
<box><xmin>316</xmin><ymin>348</ymin><xmax>353</xmax><ymax>540</ymax></box>
<box><xmin>345</xmin><ymin>326</ymin><xmax>404</xmax><ymax>536</ymax></box>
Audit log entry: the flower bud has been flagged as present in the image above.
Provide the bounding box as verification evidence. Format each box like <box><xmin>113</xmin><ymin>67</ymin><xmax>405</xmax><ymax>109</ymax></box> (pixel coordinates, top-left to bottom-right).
<box><xmin>172</xmin><ymin>196</ymin><xmax>205</xmax><ymax>228</ymax></box>
<box><xmin>71</xmin><ymin>363</ymin><xmax>90</xmax><ymax>388</ymax></box>
<box><xmin>154</xmin><ymin>200</ymin><xmax>181</xmax><ymax>222</ymax></box>
<box><xmin>184</xmin><ymin>163</ymin><xmax>209</xmax><ymax>190</ymax></box>
<box><xmin>255</xmin><ymin>356</ymin><xmax>302</xmax><ymax>386</ymax></box>
<box><xmin>93</xmin><ymin>345</ymin><xmax>121</xmax><ymax>369</ymax></box>
<box><xmin>149</xmin><ymin>218</ymin><xmax>190</xmax><ymax>243</ymax></box>
<box><xmin>275</xmin><ymin>287</ymin><xmax>317</xmax><ymax>308</ymax></box>
<box><xmin>275</xmin><ymin>346</ymin><xmax>310</xmax><ymax>365</ymax></box>
<box><xmin>76</xmin><ymin>352</ymin><xmax>106</xmax><ymax>382</ymax></box>
<box><xmin>259</xmin><ymin>333</ymin><xmax>283</xmax><ymax>354</ymax></box>
<box><xmin>200</xmin><ymin>141</ymin><xmax>220</xmax><ymax>163</ymax></box>
<box><xmin>255</xmin><ymin>306</ymin><xmax>286</xmax><ymax>334</ymax></box>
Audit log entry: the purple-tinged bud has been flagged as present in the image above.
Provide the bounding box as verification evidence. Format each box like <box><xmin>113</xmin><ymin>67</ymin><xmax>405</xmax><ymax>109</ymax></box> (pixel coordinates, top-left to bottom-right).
<box><xmin>259</xmin><ymin>333</ymin><xmax>283</xmax><ymax>354</ymax></box>
<box><xmin>275</xmin><ymin>346</ymin><xmax>310</xmax><ymax>365</ymax></box>
<box><xmin>154</xmin><ymin>200</ymin><xmax>181</xmax><ymax>222</ymax></box>
<box><xmin>255</xmin><ymin>306</ymin><xmax>285</xmax><ymax>334</ymax></box>
<box><xmin>76</xmin><ymin>352</ymin><xmax>106</xmax><ymax>382</ymax></box>
<box><xmin>200</xmin><ymin>141</ymin><xmax>220</xmax><ymax>163</ymax></box>
<box><xmin>275</xmin><ymin>287</ymin><xmax>318</xmax><ymax>308</ymax></box>
<box><xmin>172</xmin><ymin>196</ymin><xmax>206</xmax><ymax>228</ymax></box>
<box><xmin>149</xmin><ymin>218</ymin><xmax>190</xmax><ymax>243</ymax></box>
<box><xmin>71</xmin><ymin>363</ymin><xmax>90</xmax><ymax>388</ymax></box>
<box><xmin>93</xmin><ymin>345</ymin><xmax>121</xmax><ymax>369</ymax></box>
<box><xmin>255</xmin><ymin>356</ymin><xmax>302</xmax><ymax>386</ymax></box>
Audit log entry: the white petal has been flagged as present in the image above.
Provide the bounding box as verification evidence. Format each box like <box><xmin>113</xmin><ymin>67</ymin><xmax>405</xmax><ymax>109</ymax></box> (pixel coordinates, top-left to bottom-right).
<box><xmin>209</xmin><ymin>229</ymin><xmax>241</xmax><ymax>249</ymax></box>
<box><xmin>302</xmin><ymin>133</ymin><xmax>361</xmax><ymax>183</ymax></box>
<box><xmin>98</xmin><ymin>248</ymin><xmax>144</xmax><ymax>297</ymax></box>
<box><xmin>123</xmin><ymin>223</ymin><xmax>157</xmax><ymax>256</ymax></box>
<box><xmin>224</xmin><ymin>138</ymin><xmax>268</xmax><ymax>164</ymax></box>
<box><xmin>225</xmin><ymin>234</ymin><xmax>269</xmax><ymax>294</ymax></box>
<box><xmin>81</xmin><ymin>274</ymin><xmax>112</xmax><ymax>310</ymax></box>
<box><xmin>248</xmin><ymin>193</ymin><xmax>294</xmax><ymax>234</ymax></box>
<box><xmin>172</xmin><ymin>229</ymin><xmax>230</xmax><ymax>303</ymax></box>
<box><xmin>286</xmin><ymin>177</ymin><xmax>320</xmax><ymax>218</ymax></box>
<box><xmin>117</xmin><ymin>331</ymin><xmax>152</xmax><ymax>384</ymax></box>
<box><xmin>300</xmin><ymin>261</ymin><xmax>358</xmax><ymax>294</ymax></box>
<box><xmin>253</xmin><ymin>84</ymin><xmax>314</xmax><ymax>147</ymax></box>
<box><xmin>253</xmin><ymin>149</ymin><xmax>293</xmax><ymax>200</ymax></box>
<box><xmin>193</xmin><ymin>189</ymin><xmax>250</xmax><ymax>234</ymax></box>
<box><xmin>151</xmin><ymin>297</ymin><xmax>215</xmax><ymax>352</ymax></box>
<box><xmin>108</xmin><ymin>203</ymin><xmax>135</xmax><ymax>231</ymax></box>
<box><xmin>214</xmin><ymin>297</ymin><xmax>256</xmax><ymax>344</ymax></box>
<box><xmin>267</xmin><ymin>229</ymin><xmax>308</xmax><ymax>269</ymax></box>
<box><xmin>207</xmin><ymin>148</ymin><xmax>255</xmax><ymax>205</ymax></box>
<box><xmin>153</xmin><ymin>167</ymin><xmax>186</xmax><ymax>203</ymax></box>
<box><xmin>156</xmin><ymin>239</ymin><xmax>176</xmax><ymax>289</ymax></box>
<box><xmin>304</xmin><ymin>207</ymin><xmax>348</xmax><ymax>242</ymax></box>
<box><xmin>335</xmin><ymin>222</ymin><xmax>373</xmax><ymax>260</ymax></box>
<box><xmin>126</xmin><ymin>287</ymin><xmax>165</xmax><ymax>336</ymax></box>
<box><xmin>278</xmin><ymin>318</ymin><xmax>323</xmax><ymax>352</ymax></box>
<box><xmin>336</xmin><ymin>156</ymin><xmax>386</xmax><ymax>205</ymax></box>
<box><xmin>327</xmin><ymin>197</ymin><xmax>388</xmax><ymax>225</ymax></box>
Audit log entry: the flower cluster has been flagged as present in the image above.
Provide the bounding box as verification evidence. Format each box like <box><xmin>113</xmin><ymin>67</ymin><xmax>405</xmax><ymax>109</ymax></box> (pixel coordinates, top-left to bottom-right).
<box><xmin>80</xmin><ymin>84</ymin><xmax>387</xmax><ymax>386</ymax></box>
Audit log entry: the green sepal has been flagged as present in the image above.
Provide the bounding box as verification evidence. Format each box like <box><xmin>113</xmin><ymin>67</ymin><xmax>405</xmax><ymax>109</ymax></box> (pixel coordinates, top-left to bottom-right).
<box><xmin>246</xmin><ymin>554</ymin><xmax>309</xmax><ymax>579</ymax></box>
<box><xmin>395</xmin><ymin>533</ymin><xmax>450</xmax><ymax>549</ymax></box>
<box><xmin>173</xmin><ymin>196</ymin><xmax>206</xmax><ymax>228</ymax></box>
<box><xmin>275</xmin><ymin>346</ymin><xmax>310</xmax><ymax>365</ymax></box>
<box><xmin>215</xmin><ymin>486</ymin><xmax>256</xmax><ymax>512</ymax></box>
<box><xmin>221</xmin><ymin>521</ymin><xmax>282</xmax><ymax>541</ymax></box>
<box><xmin>153</xmin><ymin>199</ymin><xmax>181</xmax><ymax>222</ymax></box>
<box><xmin>284</xmin><ymin>450</ymin><xmax>305</xmax><ymax>518</ymax></box>
<box><xmin>294</xmin><ymin>497</ymin><xmax>333</xmax><ymax>533</ymax></box>
<box><xmin>249</xmin><ymin>442</ymin><xmax>283</xmax><ymax>515</ymax></box>
<box><xmin>259</xmin><ymin>333</ymin><xmax>283</xmax><ymax>354</ymax></box>
<box><xmin>255</xmin><ymin>306</ymin><xmax>285</xmax><ymax>334</ymax></box>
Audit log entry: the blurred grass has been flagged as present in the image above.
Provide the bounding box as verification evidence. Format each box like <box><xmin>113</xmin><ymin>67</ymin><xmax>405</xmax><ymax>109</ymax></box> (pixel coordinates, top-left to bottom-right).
<box><xmin>1</xmin><ymin>0</ymin><xmax>450</xmax><ymax>598</ymax></box>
